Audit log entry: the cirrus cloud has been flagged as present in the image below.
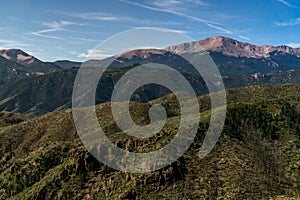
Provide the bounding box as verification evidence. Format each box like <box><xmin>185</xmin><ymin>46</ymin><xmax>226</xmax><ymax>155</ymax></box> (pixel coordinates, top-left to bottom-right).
<box><xmin>274</xmin><ymin>18</ymin><xmax>300</xmax><ymax>26</ymax></box>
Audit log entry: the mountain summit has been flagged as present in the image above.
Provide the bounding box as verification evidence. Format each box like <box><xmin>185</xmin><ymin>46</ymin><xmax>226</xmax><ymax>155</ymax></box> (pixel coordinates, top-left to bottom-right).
<box><xmin>0</xmin><ymin>49</ymin><xmax>63</xmax><ymax>84</ymax></box>
<box><xmin>166</xmin><ymin>36</ymin><xmax>300</xmax><ymax>58</ymax></box>
<box><xmin>0</xmin><ymin>49</ymin><xmax>40</xmax><ymax>66</ymax></box>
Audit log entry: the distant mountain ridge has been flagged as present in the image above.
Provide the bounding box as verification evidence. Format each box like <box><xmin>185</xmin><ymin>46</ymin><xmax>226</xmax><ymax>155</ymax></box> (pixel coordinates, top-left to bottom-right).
<box><xmin>0</xmin><ymin>49</ymin><xmax>63</xmax><ymax>84</ymax></box>
<box><xmin>0</xmin><ymin>49</ymin><xmax>61</xmax><ymax>72</ymax></box>
<box><xmin>112</xmin><ymin>36</ymin><xmax>300</xmax><ymax>76</ymax></box>
<box><xmin>0</xmin><ymin>49</ymin><xmax>40</xmax><ymax>66</ymax></box>
<box><xmin>113</xmin><ymin>36</ymin><xmax>300</xmax><ymax>62</ymax></box>
<box><xmin>0</xmin><ymin>37</ymin><xmax>299</xmax><ymax>79</ymax></box>
<box><xmin>53</xmin><ymin>60</ymin><xmax>82</xmax><ymax>68</ymax></box>
<box><xmin>166</xmin><ymin>36</ymin><xmax>300</xmax><ymax>58</ymax></box>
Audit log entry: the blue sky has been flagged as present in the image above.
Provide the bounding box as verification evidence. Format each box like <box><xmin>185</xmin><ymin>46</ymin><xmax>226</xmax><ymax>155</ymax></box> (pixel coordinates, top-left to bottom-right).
<box><xmin>0</xmin><ymin>0</ymin><xmax>299</xmax><ymax>61</ymax></box>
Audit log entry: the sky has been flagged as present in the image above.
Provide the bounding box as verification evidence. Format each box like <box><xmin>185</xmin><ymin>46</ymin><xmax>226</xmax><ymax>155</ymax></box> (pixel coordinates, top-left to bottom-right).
<box><xmin>0</xmin><ymin>0</ymin><xmax>300</xmax><ymax>61</ymax></box>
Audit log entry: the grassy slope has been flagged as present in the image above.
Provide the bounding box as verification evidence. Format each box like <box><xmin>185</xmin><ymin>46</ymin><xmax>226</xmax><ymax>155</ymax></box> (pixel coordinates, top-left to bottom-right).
<box><xmin>0</xmin><ymin>84</ymin><xmax>300</xmax><ymax>199</ymax></box>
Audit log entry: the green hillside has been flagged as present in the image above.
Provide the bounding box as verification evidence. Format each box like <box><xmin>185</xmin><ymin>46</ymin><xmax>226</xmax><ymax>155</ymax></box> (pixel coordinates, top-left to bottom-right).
<box><xmin>0</xmin><ymin>84</ymin><xmax>300</xmax><ymax>199</ymax></box>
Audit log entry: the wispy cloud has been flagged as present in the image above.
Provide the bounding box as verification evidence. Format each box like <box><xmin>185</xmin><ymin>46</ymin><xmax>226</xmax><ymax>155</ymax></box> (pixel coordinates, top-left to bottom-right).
<box><xmin>29</xmin><ymin>20</ymin><xmax>84</xmax><ymax>40</ymax></box>
<box><xmin>128</xmin><ymin>27</ymin><xmax>187</xmax><ymax>34</ymax></box>
<box><xmin>66</xmin><ymin>12</ymin><xmax>134</xmax><ymax>22</ymax></box>
<box><xmin>179</xmin><ymin>0</ymin><xmax>209</xmax><ymax>5</ymax></box>
<box><xmin>274</xmin><ymin>18</ymin><xmax>300</xmax><ymax>26</ymax></box>
<box><xmin>121</xmin><ymin>0</ymin><xmax>216</xmax><ymax>24</ymax></box>
<box><xmin>0</xmin><ymin>39</ymin><xmax>31</xmax><ymax>49</ymax></box>
<box><xmin>69</xmin><ymin>37</ymin><xmax>100</xmax><ymax>42</ymax></box>
<box><xmin>78</xmin><ymin>49</ymin><xmax>114</xmax><ymax>59</ymax></box>
<box><xmin>151</xmin><ymin>0</ymin><xmax>209</xmax><ymax>12</ymax></box>
<box><xmin>155</xmin><ymin>28</ymin><xmax>187</xmax><ymax>34</ymax></box>
<box><xmin>42</xmin><ymin>20</ymin><xmax>79</xmax><ymax>29</ymax></box>
<box><xmin>58</xmin><ymin>11</ymin><xmax>182</xmax><ymax>27</ymax></box>
<box><xmin>276</xmin><ymin>0</ymin><xmax>297</xmax><ymax>8</ymax></box>
<box><xmin>286</xmin><ymin>42</ymin><xmax>300</xmax><ymax>48</ymax></box>
<box><xmin>206</xmin><ymin>24</ymin><xmax>232</xmax><ymax>34</ymax></box>
<box><xmin>69</xmin><ymin>51</ymin><xmax>78</xmax><ymax>55</ymax></box>
<box><xmin>238</xmin><ymin>35</ymin><xmax>250</xmax><ymax>41</ymax></box>
<box><xmin>30</xmin><ymin>30</ymin><xmax>64</xmax><ymax>40</ymax></box>
<box><xmin>121</xmin><ymin>0</ymin><xmax>233</xmax><ymax>34</ymax></box>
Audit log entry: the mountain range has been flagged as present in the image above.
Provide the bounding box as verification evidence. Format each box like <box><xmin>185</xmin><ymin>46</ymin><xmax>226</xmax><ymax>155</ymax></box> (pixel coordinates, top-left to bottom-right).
<box><xmin>1</xmin><ymin>36</ymin><xmax>300</xmax><ymax>116</ymax></box>
<box><xmin>167</xmin><ymin>36</ymin><xmax>300</xmax><ymax>58</ymax></box>
<box><xmin>113</xmin><ymin>36</ymin><xmax>300</xmax><ymax>75</ymax></box>
<box><xmin>1</xmin><ymin>36</ymin><xmax>300</xmax><ymax>77</ymax></box>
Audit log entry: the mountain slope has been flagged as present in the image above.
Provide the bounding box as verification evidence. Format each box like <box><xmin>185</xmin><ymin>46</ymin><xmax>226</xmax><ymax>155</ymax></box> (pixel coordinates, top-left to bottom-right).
<box><xmin>209</xmin><ymin>51</ymin><xmax>300</xmax><ymax>75</ymax></box>
<box><xmin>0</xmin><ymin>49</ymin><xmax>62</xmax><ymax>85</ymax></box>
<box><xmin>0</xmin><ymin>55</ymin><xmax>32</xmax><ymax>84</ymax></box>
<box><xmin>0</xmin><ymin>85</ymin><xmax>300</xmax><ymax>199</ymax></box>
<box><xmin>0</xmin><ymin>49</ymin><xmax>61</xmax><ymax>72</ymax></box>
<box><xmin>0</xmin><ymin>67</ymin><xmax>208</xmax><ymax>116</ymax></box>
<box><xmin>2</xmin><ymin>64</ymin><xmax>300</xmax><ymax>117</ymax></box>
<box><xmin>0</xmin><ymin>49</ymin><xmax>38</xmax><ymax>66</ymax></box>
